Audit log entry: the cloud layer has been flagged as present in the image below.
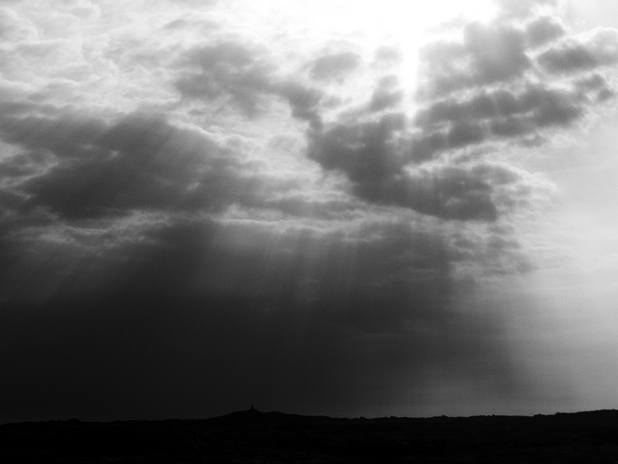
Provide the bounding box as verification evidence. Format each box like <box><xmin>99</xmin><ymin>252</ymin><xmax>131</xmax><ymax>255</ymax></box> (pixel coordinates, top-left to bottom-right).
<box><xmin>0</xmin><ymin>0</ymin><xmax>616</xmax><ymax>420</ymax></box>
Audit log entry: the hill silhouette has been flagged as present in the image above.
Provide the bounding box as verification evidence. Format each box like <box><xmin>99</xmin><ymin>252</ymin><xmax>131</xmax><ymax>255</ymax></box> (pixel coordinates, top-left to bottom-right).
<box><xmin>3</xmin><ymin>408</ymin><xmax>618</xmax><ymax>462</ymax></box>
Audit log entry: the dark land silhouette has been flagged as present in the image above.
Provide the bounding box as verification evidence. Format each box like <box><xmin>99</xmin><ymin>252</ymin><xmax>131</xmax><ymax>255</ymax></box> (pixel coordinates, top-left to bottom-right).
<box><xmin>3</xmin><ymin>408</ymin><xmax>618</xmax><ymax>462</ymax></box>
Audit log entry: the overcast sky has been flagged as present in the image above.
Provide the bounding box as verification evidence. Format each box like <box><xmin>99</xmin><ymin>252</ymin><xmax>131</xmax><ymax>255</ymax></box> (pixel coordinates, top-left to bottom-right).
<box><xmin>2</xmin><ymin>0</ymin><xmax>618</xmax><ymax>422</ymax></box>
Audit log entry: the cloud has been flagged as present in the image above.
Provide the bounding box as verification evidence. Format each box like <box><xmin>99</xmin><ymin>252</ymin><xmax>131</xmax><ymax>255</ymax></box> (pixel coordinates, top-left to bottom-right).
<box><xmin>369</xmin><ymin>76</ymin><xmax>404</xmax><ymax>112</ymax></box>
<box><xmin>306</xmin><ymin>113</ymin><xmax>538</xmax><ymax>221</ymax></box>
<box><xmin>274</xmin><ymin>80</ymin><xmax>323</xmax><ymax>124</ymax></box>
<box><xmin>373</xmin><ymin>46</ymin><xmax>402</xmax><ymax>66</ymax></box>
<box><xmin>526</xmin><ymin>16</ymin><xmax>565</xmax><ymax>48</ymax></box>
<box><xmin>175</xmin><ymin>40</ymin><xmax>323</xmax><ymax>122</ymax></box>
<box><xmin>304</xmin><ymin>4</ymin><xmax>616</xmax><ymax>228</ymax></box>
<box><xmin>0</xmin><ymin>106</ymin><xmax>305</xmax><ymax>222</ymax></box>
<box><xmin>415</xmin><ymin>83</ymin><xmax>589</xmax><ymax>144</ymax></box>
<box><xmin>307</xmin><ymin>114</ymin><xmax>405</xmax><ymax>187</ymax></box>
<box><xmin>0</xmin><ymin>7</ymin><xmax>34</xmax><ymax>41</ymax></box>
<box><xmin>175</xmin><ymin>41</ymin><xmax>273</xmax><ymax>116</ymax></box>
<box><xmin>165</xmin><ymin>6</ymin><xmax>615</xmax><ymax>234</ymax></box>
<box><xmin>309</xmin><ymin>51</ymin><xmax>362</xmax><ymax>81</ymax></box>
<box><xmin>417</xmin><ymin>22</ymin><xmax>530</xmax><ymax>99</ymax></box>
<box><xmin>411</xmin><ymin>11</ymin><xmax>617</xmax><ymax>149</ymax></box>
<box><xmin>538</xmin><ymin>28</ymin><xmax>618</xmax><ymax>75</ymax></box>
<box><xmin>0</xmin><ymin>0</ymin><xmax>612</xmax><ymax>421</ymax></box>
<box><xmin>575</xmin><ymin>73</ymin><xmax>615</xmax><ymax>101</ymax></box>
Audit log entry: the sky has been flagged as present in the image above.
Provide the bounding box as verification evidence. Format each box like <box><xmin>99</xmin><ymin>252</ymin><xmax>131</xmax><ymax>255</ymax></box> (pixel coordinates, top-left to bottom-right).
<box><xmin>1</xmin><ymin>0</ymin><xmax>618</xmax><ymax>422</ymax></box>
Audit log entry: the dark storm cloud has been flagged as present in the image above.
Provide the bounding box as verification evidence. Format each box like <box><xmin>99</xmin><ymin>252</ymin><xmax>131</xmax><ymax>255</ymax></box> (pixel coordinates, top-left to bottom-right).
<box><xmin>0</xmin><ymin>218</ymin><xmax>522</xmax><ymax>420</ymax></box>
<box><xmin>306</xmin><ymin>113</ymin><xmax>406</xmax><ymax>190</ymax></box>
<box><xmin>0</xmin><ymin>109</ymin><xmax>278</xmax><ymax>219</ymax></box>
<box><xmin>575</xmin><ymin>73</ymin><xmax>615</xmax><ymax>101</ymax></box>
<box><xmin>537</xmin><ymin>29</ymin><xmax>618</xmax><ymax>75</ymax></box>
<box><xmin>307</xmin><ymin>114</ymin><xmax>532</xmax><ymax>221</ymax></box>
<box><xmin>0</xmin><ymin>94</ymin><xmax>533</xmax><ymax>423</ymax></box>
<box><xmin>415</xmin><ymin>83</ymin><xmax>587</xmax><ymax>143</ymax></box>
<box><xmin>309</xmin><ymin>51</ymin><xmax>362</xmax><ymax>81</ymax></box>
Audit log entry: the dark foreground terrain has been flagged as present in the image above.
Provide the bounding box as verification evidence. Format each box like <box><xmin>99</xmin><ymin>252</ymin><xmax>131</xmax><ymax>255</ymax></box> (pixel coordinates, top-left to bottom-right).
<box><xmin>3</xmin><ymin>408</ymin><xmax>618</xmax><ymax>463</ymax></box>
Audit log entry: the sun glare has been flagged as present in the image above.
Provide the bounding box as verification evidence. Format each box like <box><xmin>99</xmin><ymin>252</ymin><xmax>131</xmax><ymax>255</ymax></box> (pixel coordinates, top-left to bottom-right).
<box><xmin>235</xmin><ymin>0</ymin><xmax>498</xmax><ymax>109</ymax></box>
<box><xmin>262</xmin><ymin>0</ymin><xmax>497</xmax><ymax>38</ymax></box>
